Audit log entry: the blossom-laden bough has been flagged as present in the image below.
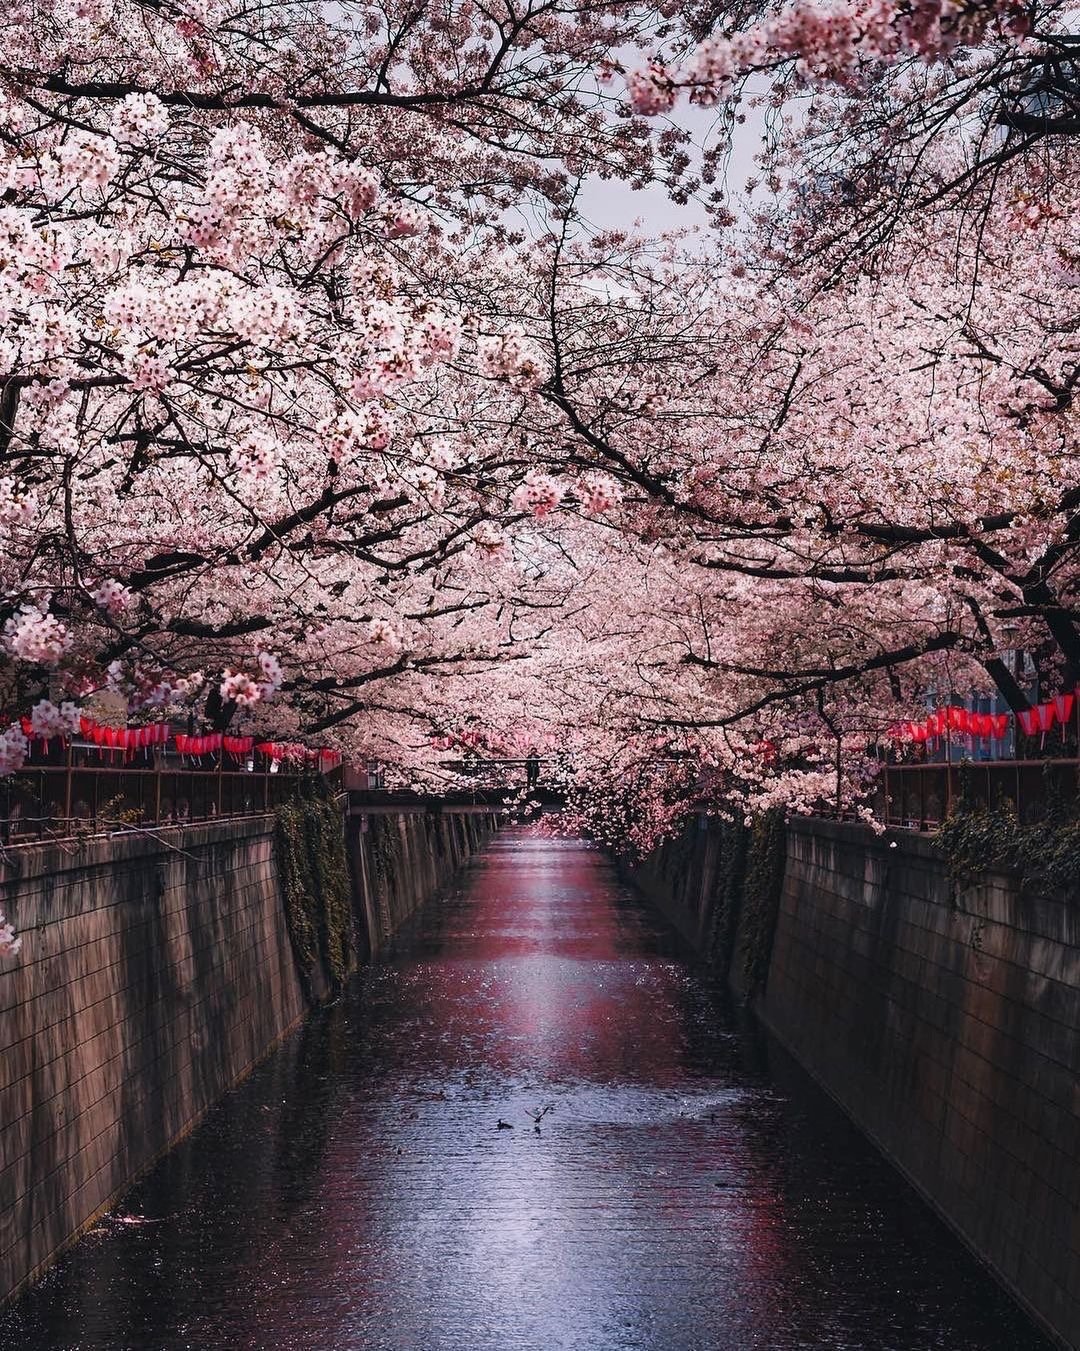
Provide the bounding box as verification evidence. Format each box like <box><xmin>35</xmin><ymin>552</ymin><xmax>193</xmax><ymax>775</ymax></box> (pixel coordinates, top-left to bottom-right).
<box><xmin>1</xmin><ymin>0</ymin><xmax>1080</xmax><ymax>872</ymax></box>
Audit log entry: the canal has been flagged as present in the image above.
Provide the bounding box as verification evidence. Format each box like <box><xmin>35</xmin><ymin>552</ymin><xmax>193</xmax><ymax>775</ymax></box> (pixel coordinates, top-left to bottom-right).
<box><xmin>0</xmin><ymin>831</ymin><xmax>1052</xmax><ymax>1350</ymax></box>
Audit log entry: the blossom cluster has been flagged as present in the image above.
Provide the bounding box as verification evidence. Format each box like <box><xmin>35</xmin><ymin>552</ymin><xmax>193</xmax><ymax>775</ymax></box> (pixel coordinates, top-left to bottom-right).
<box><xmin>368</xmin><ymin>619</ymin><xmax>401</xmax><ymax>649</ymax></box>
<box><xmin>512</xmin><ymin>472</ymin><xmax>565</xmax><ymax>518</ymax></box>
<box><xmin>579</xmin><ymin>474</ymin><xmax>623</xmax><ymax>515</ymax></box>
<box><xmin>92</xmin><ymin>578</ymin><xmax>133</xmax><ymax>616</ymax></box>
<box><xmin>0</xmin><ymin>908</ymin><xmax>21</xmax><ymax>959</ymax></box>
<box><xmin>628</xmin><ymin>0</ymin><xmax>1029</xmax><ymax>107</ymax></box>
<box><xmin>219</xmin><ymin>652</ymin><xmax>284</xmax><ymax>708</ymax></box>
<box><xmin>0</xmin><ymin>724</ymin><xmax>29</xmax><ymax>776</ymax></box>
<box><xmin>29</xmin><ymin>699</ymin><xmax>81</xmax><ymax>738</ymax></box>
<box><xmin>477</xmin><ymin>329</ymin><xmax>549</xmax><ymax>392</ymax></box>
<box><xmin>4</xmin><ymin>604</ymin><xmax>72</xmax><ymax>667</ymax></box>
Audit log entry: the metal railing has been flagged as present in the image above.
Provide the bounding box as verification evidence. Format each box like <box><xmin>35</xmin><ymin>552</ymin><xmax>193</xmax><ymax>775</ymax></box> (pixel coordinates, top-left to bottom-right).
<box><xmin>1</xmin><ymin>759</ymin><xmax>342</xmax><ymax>845</ymax></box>
<box><xmin>874</xmin><ymin>758</ymin><xmax>1080</xmax><ymax>830</ymax></box>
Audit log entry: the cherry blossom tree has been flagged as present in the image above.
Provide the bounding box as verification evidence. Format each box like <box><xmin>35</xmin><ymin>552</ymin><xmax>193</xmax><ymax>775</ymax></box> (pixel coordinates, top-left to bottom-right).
<box><xmin>0</xmin><ymin>0</ymin><xmax>691</xmax><ymax>775</ymax></box>
<box><xmin>3</xmin><ymin>0</ymin><xmax>1080</xmax><ymax>863</ymax></box>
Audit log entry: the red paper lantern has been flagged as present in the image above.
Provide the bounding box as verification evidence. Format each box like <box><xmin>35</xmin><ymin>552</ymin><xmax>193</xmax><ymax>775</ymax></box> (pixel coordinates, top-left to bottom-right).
<box><xmin>1018</xmin><ymin>708</ymin><xmax>1040</xmax><ymax>737</ymax></box>
<box><xmin>990</xmin><ymin>714</ymin><xmax>1009</xmax><ymax>739</ymax></box>
<box><xmin>1053</xmin><ymin>692</ymin><xmax>1075</xmax><ymax>725</ymax></box>
<box><xmin>1036</xmin><ymin>702</ymin><xmax>1056</xmax><ymax>733</ymax></box>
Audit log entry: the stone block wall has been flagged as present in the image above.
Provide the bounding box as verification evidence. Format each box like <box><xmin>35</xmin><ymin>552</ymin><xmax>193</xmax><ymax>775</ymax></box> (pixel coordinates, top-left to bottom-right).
<box><xmin>763</xmin><ymin>819</ymin><xmax>1080</xmax><ymax>1349</ymax></box>
<box><xmin>0</xmin><ymin>805</ymin><xmax>496</xmax><ymax>1305</ymax></box>
<box><xmin>0</xmin><ymin>818</ymin><xmax>306</xmax><ymax>1305</ymax></box>
<box><xmin>624</xmin><ymin>818</ymin><xmax>719</xmax><ymax>951</ymax></box>
<box><xmin>629</xmin><ymin>814</ymin><xmax>1079</xmax><ymax>1348</ymax></box>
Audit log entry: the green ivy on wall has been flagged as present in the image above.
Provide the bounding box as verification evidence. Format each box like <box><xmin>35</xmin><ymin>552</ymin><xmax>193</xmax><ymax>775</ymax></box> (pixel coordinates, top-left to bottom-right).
<box><xmin>739</xmin><ymin>810</ymin><xmax>788</xmax><ymax>997</ymax></box>
<box><xmin>707</xmin><ymin>820</ymin><xmax>750</xmax><ymax>976</ymax></box>
<box><xmin>274</xmin><ymin>782</ymin><xmax>354</xmax><ymax>1004</ymax></box>
<box><xmin>938</xmin><ymin>772</ymin><xmax>1080</xmax><ymax>899</ymax></box>
<box><xmin>366</xmin><ymin>815</ymin><xmax>400</xmax><ymax>893</ymax></box>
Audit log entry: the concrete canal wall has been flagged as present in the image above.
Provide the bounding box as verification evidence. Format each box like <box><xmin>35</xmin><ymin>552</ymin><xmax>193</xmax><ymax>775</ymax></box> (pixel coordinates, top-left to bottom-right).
<box><xmin>347</xmin><ymin>809</ymin><xmax>496</xmax><ymax>958</ymax></box>
<box><xmin>0</xmin><ymin>807</ymin><xmax>495</xmax><ymax>1305</ymax></box>
<box><xmin>632</xmin><ymin>816</ymin><xmax>1080</xmax><ymax>1350</ymax></box>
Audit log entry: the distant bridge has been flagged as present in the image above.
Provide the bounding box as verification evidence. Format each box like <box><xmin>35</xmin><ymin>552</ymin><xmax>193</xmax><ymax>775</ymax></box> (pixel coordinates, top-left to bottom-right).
<box><xmin>345</xmin><ymin>757</ymin><xmax>566</xmax><ymax>814</ymax></box>
<box><xmin>347</xmin><ymin>787</ymin><xmax>565</xmax><ymax>815</ymax></box>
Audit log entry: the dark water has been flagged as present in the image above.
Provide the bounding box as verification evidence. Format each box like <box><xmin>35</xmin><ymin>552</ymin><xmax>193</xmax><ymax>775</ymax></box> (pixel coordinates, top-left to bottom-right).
<box><xmin>1</xmin><ymin>832</ymin><xmax>1051</xmax><ymax>1351</ymax></box>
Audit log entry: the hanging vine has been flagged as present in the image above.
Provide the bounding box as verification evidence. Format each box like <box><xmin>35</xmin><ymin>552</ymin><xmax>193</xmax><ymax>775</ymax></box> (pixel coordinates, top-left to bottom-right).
<box><xmin>738</xmin><ymin>810</ymin><xmax>789</xmax><ymax>997</ymax></box>
<box><xmin>707</xmin><ymin>820</ymin><xmax>750</xmax><ymax>977</ymax></box>
<box><xmin>274</xmin><ymin>781</ymin><xmax>354</xmax><ymax>1003</ymax></box>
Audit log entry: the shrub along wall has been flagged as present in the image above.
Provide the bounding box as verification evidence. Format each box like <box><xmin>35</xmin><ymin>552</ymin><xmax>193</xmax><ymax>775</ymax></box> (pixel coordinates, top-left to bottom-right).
<box><xmin>626</xmin><ymin>811</ymin><xmax>787</xmax><ymax>1000</ymax></box>
<box><xmin>275</xmin><ymin>788</ymin><xmax>355</xmax><ymax>1005</ymax></box>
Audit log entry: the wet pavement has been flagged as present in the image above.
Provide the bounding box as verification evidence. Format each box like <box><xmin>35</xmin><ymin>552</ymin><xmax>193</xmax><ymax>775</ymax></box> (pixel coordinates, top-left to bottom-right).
<box><xmin>0</xmin><ymin>830</ymin><xmax>1052</xmax><ymax>1350</ymax></box>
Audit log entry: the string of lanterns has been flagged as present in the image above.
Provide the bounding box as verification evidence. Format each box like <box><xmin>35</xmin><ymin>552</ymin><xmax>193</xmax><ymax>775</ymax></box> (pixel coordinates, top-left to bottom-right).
<box><xmin>889</xmin><ymin>692</ymin><xmax>1077</xmax><ymax>750</ymax></box>
<box><xmin>18</xmin><ymin>714</ymin><xmax>341</xmax><ymax>771</ymax></box>
<box><xmin>255</xmin><ymin>741</ymin><xmax>342</xmax><ymax>770</ymax></box>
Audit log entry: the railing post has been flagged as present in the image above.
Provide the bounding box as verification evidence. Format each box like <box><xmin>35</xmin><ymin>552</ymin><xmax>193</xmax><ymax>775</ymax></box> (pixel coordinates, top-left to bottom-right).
<box><xmin>63</xmin><ymin>743</ymin><xmax>73</xmax><ymax>829</ymax></box>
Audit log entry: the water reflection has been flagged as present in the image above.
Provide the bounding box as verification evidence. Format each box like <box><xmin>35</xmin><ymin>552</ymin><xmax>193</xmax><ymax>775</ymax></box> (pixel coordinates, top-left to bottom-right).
<box><xmin>0</xmin><ymin>832</ymin><xmax>1051</xmax><ymax>1350</ymax></box>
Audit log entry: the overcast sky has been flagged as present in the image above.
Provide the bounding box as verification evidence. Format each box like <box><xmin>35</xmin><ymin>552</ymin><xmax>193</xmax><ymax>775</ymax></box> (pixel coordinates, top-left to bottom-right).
<box><xmin>575</xmin><ymin>83</ymin><xmax>774</xmax><ymax>237</ymax></box>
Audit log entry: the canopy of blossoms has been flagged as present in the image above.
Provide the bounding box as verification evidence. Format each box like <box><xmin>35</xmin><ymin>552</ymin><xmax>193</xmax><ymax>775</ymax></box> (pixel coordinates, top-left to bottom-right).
<box><xmin>1</xmin><ymin>0</ymin><xmax>1079</xmax><ymax>871</ymax></box>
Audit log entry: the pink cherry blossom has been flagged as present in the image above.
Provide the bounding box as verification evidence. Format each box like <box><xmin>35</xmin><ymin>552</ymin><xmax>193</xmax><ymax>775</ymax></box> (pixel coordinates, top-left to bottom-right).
<box><xmin>4</xmin><ymin>604</ymin><xmax>72</xmax><ymax>667</ymax></box>
<box><xmin>0</xmin><ymin>908</ymin><xmax>21</xmax><ymax>959</ymax></box>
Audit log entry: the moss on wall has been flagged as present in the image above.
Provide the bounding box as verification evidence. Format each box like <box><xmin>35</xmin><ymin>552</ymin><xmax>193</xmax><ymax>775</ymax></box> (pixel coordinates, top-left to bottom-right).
<box><xmin>628</xmin><ymin>810</ymin><xmax>788</xmax><ymax>1002</ymax></box>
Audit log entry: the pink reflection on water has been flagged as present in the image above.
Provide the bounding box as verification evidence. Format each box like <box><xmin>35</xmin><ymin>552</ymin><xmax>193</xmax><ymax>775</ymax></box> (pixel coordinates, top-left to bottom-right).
<box><xmin>240</xmin><ymin>835</ymin><xmax>807</xmax><ymax>1349</ymax></box>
